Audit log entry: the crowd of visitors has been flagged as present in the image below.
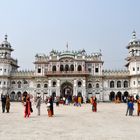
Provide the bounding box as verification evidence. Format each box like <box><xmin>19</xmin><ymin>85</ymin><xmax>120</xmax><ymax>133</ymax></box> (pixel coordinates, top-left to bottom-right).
<box><xmin>1</xmin><ymin>92</ymin><xmax>140</xmax><ymax>118</ymax></box>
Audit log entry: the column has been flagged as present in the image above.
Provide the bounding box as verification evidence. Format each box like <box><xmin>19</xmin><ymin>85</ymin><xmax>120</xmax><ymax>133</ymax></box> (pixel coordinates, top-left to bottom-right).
<box><xmin>56</xmin><ymin>79</ymin><xmax>60</xmax><ymax>96</ymax></box>
<box><xmin>48</xmin><ymin>80</ymin><xmax>51</xmax><ymax>96</ymax></box>
<box><xmin>73</xmin><ymin>79</ymin><xmax>77</xmax><ymax>96</ymax></box>
<box><xmin>82</xmin><ymin>79</ymin><xmax>86</xmax><ymax>103</ymax></box>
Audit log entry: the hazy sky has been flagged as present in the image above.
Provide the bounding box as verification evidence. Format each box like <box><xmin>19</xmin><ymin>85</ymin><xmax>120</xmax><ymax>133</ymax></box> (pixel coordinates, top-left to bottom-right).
<box><xmin>0</xmin><ymin>0</ymin><xmax>140</xmax><ymax>70</ymax></box>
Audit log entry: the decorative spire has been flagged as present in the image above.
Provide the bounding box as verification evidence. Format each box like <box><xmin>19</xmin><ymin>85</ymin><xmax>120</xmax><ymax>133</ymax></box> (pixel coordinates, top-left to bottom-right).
<box><xmin>5</xmin><ymin>34</ymin><xmax>8</xmax><ymax>41</ymax></box>
<box><xmin>66</xmin><ymin>42</ymin><xmax>68</xmax><ymax>51</ymax></box>
<box><xmin>132</xmin><ymin>30</ymin><xmax>136</xmax><ymax>39</ymax></box>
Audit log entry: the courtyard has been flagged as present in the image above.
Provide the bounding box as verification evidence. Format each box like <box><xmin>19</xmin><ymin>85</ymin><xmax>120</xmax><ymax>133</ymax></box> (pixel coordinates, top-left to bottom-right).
<box><xmin>0</xmin><ymin>102</ymin><xmax>140</xmax><ymax>140</ymax></box>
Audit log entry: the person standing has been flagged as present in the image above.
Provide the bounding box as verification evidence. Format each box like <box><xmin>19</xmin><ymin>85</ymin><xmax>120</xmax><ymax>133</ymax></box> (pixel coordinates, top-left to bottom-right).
<box><xmin>55</xmin><ymin>96</ymin><xmax>60</xmax><ymax>107</ymax></box>
<box><xmin>24</xmin><ymin>95</ymin><xmax>31</xmax><ymax>118</ymax></box>
<box><xmin>91</xmin><ymin>96</ymin><xmax>97</xmax><ymax>112</ymax></box>
<box><xmin>49</xmin><ymin>96</ymin><xmax>54</xmax><ymax>116</ymax></box>
<box><xmin>78</xmin><ymin>96</ymin><xmax>82</xmax><ymax>107</ymax></box>
<box><xmin>128</xmin><ymin>100</ymin><xmax>134</xmax><ymax>116</ymax></box>
<box><xmin>36</xmin><ymin>95</ymin><xmax>41</xmax><ymax>116</ymax></box>
<box><xmin>125</xmin><ymin>96</ymin><xmax>130</xmax><ymax>116</ymax></box>
<box><xmin>6</xmin><ymin>95</ymin><xmax>10</xmax><ymax>113</ymax></box>
<box><xmin>137</xmin><ymin>98</ymin><xmax>140</xmax><ymax>116</ymax></box>
<box><xmin>1</xmin><ymin>93</ymin><xmax>6</xmax><ymax>113</ymax></box>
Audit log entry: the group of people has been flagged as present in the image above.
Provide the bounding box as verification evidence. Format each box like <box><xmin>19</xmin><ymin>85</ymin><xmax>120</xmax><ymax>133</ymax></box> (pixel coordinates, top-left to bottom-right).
<box><xmin>3</xmin><ymin>92</ymin><xmax>140</xmax><ymax>118</ymax></box>
<box><xmin>1</xmin><ymin>93</ymin><xmax>10</xmax><ymax>113</ymax></box>
<box><xmin>22</xmin><ymin>93</ymin><xmax>54</xmax><ymax>118</ymax></box>
<box><xmin>126</xmin><ymin>96</ymin><xmax>140</xmax><ymax>116</ymax></box>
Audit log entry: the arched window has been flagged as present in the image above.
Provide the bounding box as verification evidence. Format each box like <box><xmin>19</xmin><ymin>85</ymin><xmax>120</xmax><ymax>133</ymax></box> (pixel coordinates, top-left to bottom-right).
<box><xmin>117</xmin><ymin>81</ymin><xmax>121</xmax><ymax>88</ymax></box>
<box><xmin>23</xmin><ymin>80</ymin><xmax>28</xmax><ymax>84</ymax></box>
<box><xmin>60</xmin><ymin>65</ymin><xmax>64</xmax><ymax>71</ymax></box>
<box><xmin>65</xmin><ymin>64</ymin><xmax>69</xmax><ymax>71</ymax></box>
<box><xmin>124</xmin><ymin>81</ymin><xmax>128</xmax><ymax>88</ymax></box>
<box><xmin>78</xmin><ymin>81</ymin><xmax>82</xmax><ymax>87</ymax></box>
<box><xmin>110</xmin><ymin>81</ymin><xmax>114</xmax><ymax>88</ymax></box>
<box><xmin>96</xmin><ymin>83</ymin><xmax>99</xmax><ymax>88</ymax></box>
<box><xmin>109</xmin><ymin>91</ymin><xmax>115</xmax><ymax>101</ymax></box>
<box><xmin>88</xmin><ymin>83</ymin><xmax>92</xmax><ymax>88</ymax></box>
<box><xmin>12</xmin><ymin>81</ymin><xmax>16</xmax><ymax>84</ymax></box>
<box><xmin>77</xmin><ymin>65</ymin><xmax>82</xmax><ymax>71</ymax></box>
<box><xmin>52</xmin><ymin>65</ymin><xmax>56</xmax><ymax>72</ymax></box>
<box><xmin>44</xmin><ymin>84</ymin><xmax>48</xmax><ymax>88</ymax></box>
<box><xmin>116</xmin><ymin>92</ymin><xmax>122</xmax><ymax>101</ymax></box>
<box><xmin>17</xmin><ymin>81</ymin><xmax>21</xmax><ymax>88</ymax></box>
<box><xmin>52</xmin><ymin>81</ymin><xmax>56</xmax><ymax>87</ymax></box>
<box><xmin>70</xmin><ymin>64</ymin><xmax>74</xmax><ymax>71</ymax></box>
<box><xmin>37</xmin><ymin>84</ymin><xmax>41</xmax><ymax>88</ymax></box>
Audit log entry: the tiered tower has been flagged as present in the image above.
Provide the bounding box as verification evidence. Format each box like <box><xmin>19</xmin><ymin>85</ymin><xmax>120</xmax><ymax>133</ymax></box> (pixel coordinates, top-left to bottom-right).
<box><xmin>126</xmin><ymin>31</ymin><xmax>140</xmax><ymax>95</ymax></box>
<box><xmin>0</xmin><ymin>35</ymin><xmax>18</xmax><ymax>95</ymax></box>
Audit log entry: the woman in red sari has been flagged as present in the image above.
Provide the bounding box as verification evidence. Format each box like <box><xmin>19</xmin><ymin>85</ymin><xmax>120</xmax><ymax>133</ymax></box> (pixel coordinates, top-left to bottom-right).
<box><xmin>24</xmin><ymin>95</ymin><xmax>31</xmax><ymax>118</ymax></box>
<box><xmin>91</xmin><ymin>96</ymin><xmax>97</xmax><ymax>112</ymax></box>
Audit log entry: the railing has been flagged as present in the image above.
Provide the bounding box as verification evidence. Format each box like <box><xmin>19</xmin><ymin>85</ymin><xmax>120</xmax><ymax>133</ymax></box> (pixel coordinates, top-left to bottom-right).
<box><xmin>45</xmin><ymin>71</ymin><xmax>90</xmax><ymax>76</ymax></box>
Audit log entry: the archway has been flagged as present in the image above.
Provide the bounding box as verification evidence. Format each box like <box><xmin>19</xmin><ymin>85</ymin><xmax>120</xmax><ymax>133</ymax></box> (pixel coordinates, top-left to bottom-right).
<box><xmin>123</xmin><ymin>91</ymin><xmax>129</xmax><ymax>102</ymax></box>
<box><xmin>17</xmin><ymin>91</ymin><xmax>22</xmax><ymax>101</ymax></box>
<box><xmin>10</xmin><ymin>91</ymin><xmax>15</xmax><ymax>101</ymax></box>
<box><xmin>109</xmin><ymin>91</ymin><xmax>115</xmax><ymax>101</ymax></box>
<box><xmin>116</xmin><ymin>92</ymin><xmax>122</xmax><ymax>101</ymax></box>
<box><xmin>60</xmin><ymin>82</ymin><xmax>73</xmax><ymax>102</ymax></box>
<box><xmin>52</xmin><ymin>92</ymin><xmax>56</xmax><ymax>101</ymax></box>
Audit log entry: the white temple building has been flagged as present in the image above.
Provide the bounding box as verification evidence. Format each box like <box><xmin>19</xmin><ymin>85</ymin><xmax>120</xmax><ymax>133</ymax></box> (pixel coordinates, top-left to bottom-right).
<box><xmin>0</xmin><ymin>31</ymin><xmax>140</xmax><ymax>102</ymax></box>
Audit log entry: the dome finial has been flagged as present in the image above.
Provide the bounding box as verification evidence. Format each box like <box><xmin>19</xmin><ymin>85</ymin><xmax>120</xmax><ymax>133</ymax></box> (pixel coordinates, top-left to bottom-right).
<box><xmin>5</xmin><ymin>34</ymin><xmax>8</xmax><ymax>41</ymax></box>
<box><xmin>132</xmin><ymin>30</ymin><xmax>136</xmax><ymax>39</ymax></box>
<box><xmin>66</xmin><ymin>42</ymin><xmax>68</xmax><ymax>51</ymax></box>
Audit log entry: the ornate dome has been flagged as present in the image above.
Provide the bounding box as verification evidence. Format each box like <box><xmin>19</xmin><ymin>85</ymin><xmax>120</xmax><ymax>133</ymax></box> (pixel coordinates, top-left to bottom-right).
<box><xmin>0</xmin><ymin>35</ymin><xmax>12</xmax><ymax>49</ymax></box>
<box><xmin>128</xmin><ymin>31</ymin><xmax>140</xmax><ymax>46</ymax></box>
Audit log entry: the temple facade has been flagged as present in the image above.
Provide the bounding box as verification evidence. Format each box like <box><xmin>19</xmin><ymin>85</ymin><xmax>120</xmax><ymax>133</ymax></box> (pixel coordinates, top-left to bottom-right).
<box><xmin>0</xmin><ymin>31</ymin><xmax>140</xmax><ymax>102</ymax></box>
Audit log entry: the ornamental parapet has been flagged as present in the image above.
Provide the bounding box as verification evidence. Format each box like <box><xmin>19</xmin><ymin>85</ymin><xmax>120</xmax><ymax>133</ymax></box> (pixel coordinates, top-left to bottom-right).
<box><xmin>11</xmin><ymin>70</ymin><xmax>35</xmax><ymax>77</ymax></box>
<box><xmin>45</xmin><ymin>71</ymin><xmax>90</xmax><ymax>76</ymax></box>
<box><xmin>103</xmin><ymin>69</ymin><xmax>129</xmax><ymax>76</ymax></box>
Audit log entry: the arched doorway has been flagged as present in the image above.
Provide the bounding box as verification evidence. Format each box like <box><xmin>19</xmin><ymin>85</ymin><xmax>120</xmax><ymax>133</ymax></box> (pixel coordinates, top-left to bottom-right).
<box><xmin>116</xmin><ymin>92</ymin><xmax>122</xmax><ymax>101</ymax></box>
<box><xmin>22</xmin><ymin>91</ymin><xmax>28</xmax><ymax>102</ymax></box>
<box><xmin>61</xmin><ymin>82</ymin><xmax>73</xmax><ymax>102</ymax></box>
<box><xmin>109</xmin><ymin>91</ymin><xmax>115</xmax><ymax>101</ymax></box>
<box><xmin>10</xmin><ymin>91</ymin><xmax>15</xmax><ymax>101</ymax></box>
<box><xmin>52</xmin><ymin>92</ymin><xmax>56</xmax><ymax>101</ymax></box>
<box><xmin>123</xmin><ymin>91</ymin><xmax>129</xmax><ymax>103</ymax></box>
<box><xmin>17</xmin><ymin>91</ymin><xmax>22</xmax><ymax>101</ymax></box>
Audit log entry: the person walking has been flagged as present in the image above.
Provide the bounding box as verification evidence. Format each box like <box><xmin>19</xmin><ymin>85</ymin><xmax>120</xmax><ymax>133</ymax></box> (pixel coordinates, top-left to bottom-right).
<box><xmin>36</xmin><ymin>95</ymin><xmax>41</xmax><ymax>116</ymax></box>
<box><xmin>6</xmin><ymin>95</ymin><xmax>10</xmax><ymax>113</ymax></box>
<box><xmin>1</xmin><ymin>93</ymin><xmax>6</xmax><ymax>113</ymax></box>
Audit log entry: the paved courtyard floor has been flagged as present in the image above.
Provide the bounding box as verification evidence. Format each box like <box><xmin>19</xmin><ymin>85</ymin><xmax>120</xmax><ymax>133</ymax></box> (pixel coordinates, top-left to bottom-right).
<box><xmin>0</xmin><ymin>102</ymin><xmax>140</xmax><ymax>140</ymax></box>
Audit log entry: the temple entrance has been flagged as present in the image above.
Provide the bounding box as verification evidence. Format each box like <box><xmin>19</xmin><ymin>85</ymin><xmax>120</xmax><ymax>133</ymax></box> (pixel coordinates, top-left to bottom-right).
<box><xmin>60</xmin><ymin>82</ymin><xmax>73</xmax><ymax>102</ymax></box>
